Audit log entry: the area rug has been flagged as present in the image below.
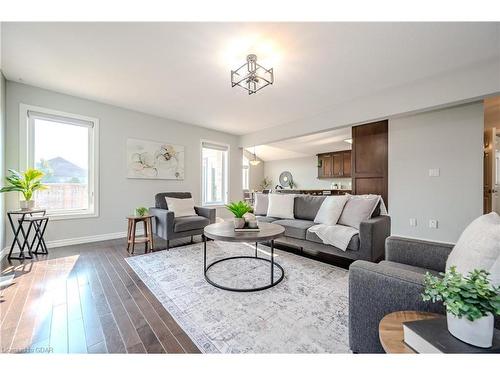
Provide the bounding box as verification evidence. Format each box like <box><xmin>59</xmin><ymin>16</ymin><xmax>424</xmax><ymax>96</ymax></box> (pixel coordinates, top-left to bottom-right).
<box><xmin>126</xmin><ymin>241</ymin><xmax>350</xmax><ymax>353</ymax></box>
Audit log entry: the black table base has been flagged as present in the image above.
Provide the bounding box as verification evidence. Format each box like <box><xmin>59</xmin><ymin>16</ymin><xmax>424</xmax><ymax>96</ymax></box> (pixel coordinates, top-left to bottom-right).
<box><xmin>203</xmin><ymin>237</ymin><xmax>285</xmax><ymax>292</ymax></box>
<box><xmin>7</xmin><ymin>210</ymin><xmax>49</xmax><ymax>261</ymax></box>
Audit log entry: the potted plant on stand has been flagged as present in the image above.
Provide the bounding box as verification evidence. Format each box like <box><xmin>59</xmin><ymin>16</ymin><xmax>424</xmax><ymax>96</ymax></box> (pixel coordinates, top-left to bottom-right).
<box><xmin>0</xmin><ymin>169</ymin><xmax>48</xmax><ymax>210</ymax></box>
<box><xmin>225</xmin><ymin>201</ymin><xmax>252</xmax><ymax>229</ymax></box>
<box><xmin>422</xmin><ymin>266</ymin><xmax>500</xmax><ymax>348</ymax></box>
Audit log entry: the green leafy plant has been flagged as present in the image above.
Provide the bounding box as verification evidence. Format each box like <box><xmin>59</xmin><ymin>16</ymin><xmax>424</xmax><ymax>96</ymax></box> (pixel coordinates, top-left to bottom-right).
<box><xmin>135</xmin><ymin>207</ymin><xmax>148</xmax><ymax>217</ymax></box>
<box><xmin>225</xmin><ymin>201</ymin><xmax>252</xmax><ymax>218</ymax></box>
<box><xmin>0</xmin><ymin>169</ymin><xmax>48</xmax><ymax>201</ymax></box>
<box><xmin>422</xmin><ymin>266</ymin><xmax>500</xmax><ymax>321</ymax></box>
<box><xmin>259</xmin><ymin>176</ymin><xmax>272</xmax><ymax>190</ymax></box>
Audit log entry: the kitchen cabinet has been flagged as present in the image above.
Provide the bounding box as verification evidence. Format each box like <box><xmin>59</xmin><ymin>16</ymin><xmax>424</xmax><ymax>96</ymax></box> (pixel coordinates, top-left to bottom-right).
<box><xmin>317</xmin><ymin>150</ymin><xmax>352</xmax><ymax>178</ymax></box>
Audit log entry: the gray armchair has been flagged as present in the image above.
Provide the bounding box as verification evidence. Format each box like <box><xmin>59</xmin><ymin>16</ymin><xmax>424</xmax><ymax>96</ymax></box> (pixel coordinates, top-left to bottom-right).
<box><xmin>348</xmin><ymin>236</ymin><xmax>453</xmax><ymax>353</ymax></box>
<box><xmin>149</xmin><ymin>192</ymin><xmax>216</xmax><ymax>250</ymax></box>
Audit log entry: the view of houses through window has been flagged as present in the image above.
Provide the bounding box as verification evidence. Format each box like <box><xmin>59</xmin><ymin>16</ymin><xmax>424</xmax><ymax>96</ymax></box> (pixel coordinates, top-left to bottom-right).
<box><xmin>201</xmin><ymin>141</ymin><xmax>228</xmax><ymax>206</ymax></box>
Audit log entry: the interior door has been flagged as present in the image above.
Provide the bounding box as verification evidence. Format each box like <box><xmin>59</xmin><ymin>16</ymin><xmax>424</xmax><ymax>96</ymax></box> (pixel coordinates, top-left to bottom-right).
<box><xmin>483</xmin><ymin>128</ymin><xmax>497</xmax><ymax>213</ymax></box>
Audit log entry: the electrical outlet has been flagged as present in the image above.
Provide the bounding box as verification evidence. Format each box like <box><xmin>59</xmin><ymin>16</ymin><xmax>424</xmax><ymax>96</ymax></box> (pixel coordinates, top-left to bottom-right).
<box><xmin>429</xmin><ymin>219</ymin><xmax>438</xmax><ymax>229</ymax></box>
<box><xmin>429</xmin><ymin>168</ymin><xmax>440</xmax><ymax>177</ymax></box>
<box><xmin>409</xmin><ymin>218</ymin><xmax>417</xmax><ymax>227</ymax></box>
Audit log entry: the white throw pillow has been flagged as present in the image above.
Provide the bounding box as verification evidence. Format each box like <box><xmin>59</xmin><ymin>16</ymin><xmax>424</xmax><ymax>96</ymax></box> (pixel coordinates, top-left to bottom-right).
<box><xmin>253</xmin><ymin>193</ymin><xmax>269</xmax><ymax>216</ymax></box>
<box><xmin>337</xmin><ymin>194</ymin><xmax>380</xmax><ymax>229</ymax></box>
<box><xmin>266</xmin><ymin>194</ymin><xmax>295</xmax><ymax>219</ymax></box>
<box><xmin>165</xmin><ymin>197</ymin><xmax>197</xmax><ymax>217</ymax></box>
<box><xmin>314</xmin><ymin>195</ymin><xmax>349</xmax><ymax>225</ymax></box>
<box><xmin>446</xmin><ymin>212</ymin><xmax>500</xmax><ymax>287</ymax></box>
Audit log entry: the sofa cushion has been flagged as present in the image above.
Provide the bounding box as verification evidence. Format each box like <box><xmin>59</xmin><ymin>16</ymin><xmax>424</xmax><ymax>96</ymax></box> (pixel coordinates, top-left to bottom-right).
<box><xmin>254</xmin><ymin>193</ymin><xmax>269</xmax><ymax>216</ymax></box>
<box><xmin>256</xmin><ymin>216</ymin><xmax>279</xmax><ymax>223</ymax></box>
<box><xmin>267</xmin><ymin>193</ymin><xmax>295</xmax><ymax>219</ymax></box>
<box><xmin>314</xmin><ymin>195</ymin><xmax>349</xmax><ymax>225</ymax></box>
<box><xmin>379</xmin><ymin>261</ymin><xmax>440</xmax><ymax>277</ymax></box>
<box><xmin>273</xmin><ymin>219</ymin><xmax>315</xmax><ymax>240</ymax></box>
<box><xmin>294</xmin><ymin>195</ymin><xmax>326</xmax><ymax>221</ymax></box>
<box><xmin>174</xmin><ymin>215</ymin><xmax>209</xmax><ymax>232</ymax></box>
<box><xmin>155</xmin><ymin>192</ymin><xmax>192</xmax><ymax>209</ymax></box>
<box><xmin>165</xmin><ymin>197</ymin><xmax>196</xmax><ymax>217</ymax></box>
<box><xmin>306</xmin><ymin>230</ymin><xmax>360</xmax><ymax>251</ymax></box>
<box><xmin>338</xmin><ymin>194</ymin><xmax>381</xmax><ymax>229</ymax></box>
<box><xmin>446</xmin><ymin>212</ymin><xmax>500</xmax><ymax>286</ymax></box>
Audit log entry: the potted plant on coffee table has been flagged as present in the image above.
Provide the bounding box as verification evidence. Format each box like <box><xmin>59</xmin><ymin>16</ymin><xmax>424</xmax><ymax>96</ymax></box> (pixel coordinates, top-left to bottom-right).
<box><xmin>0</xmin><ymin>169</ymin><xmax>48</xmax><ymax>210</ymax></box>
<box><xmin>225</xmin><ymin>201</ymin><xmax>252</xmax><ymax>229</ymax></box>
<box><xmin>422</xmin><ymin>266</ymin><xmax>500</xmax><ymax>348</ymax></box>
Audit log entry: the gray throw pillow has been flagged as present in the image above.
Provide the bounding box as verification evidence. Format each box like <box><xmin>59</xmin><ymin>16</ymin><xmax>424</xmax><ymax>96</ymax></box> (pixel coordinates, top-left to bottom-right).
<box><xmin>337</xmin><ymin>194</ymin><xmax>380</xmax><ymax>229</ymax></box>
<box><xmin>446</xmin><ymin>212</ymin><xmax>500</xmax><ymax>287</ymax></box>
<box><xmin>254</xmin><ymin>193</ymin><xmax>269</xmax><ymax>216</ymax></box>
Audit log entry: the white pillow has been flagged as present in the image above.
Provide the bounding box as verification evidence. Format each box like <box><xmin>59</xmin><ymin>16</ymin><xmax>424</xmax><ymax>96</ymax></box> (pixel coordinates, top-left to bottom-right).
<box><xmin>165</xmin><ymin>197</ymin><xmax>196</xmax><ymax>217</ymax></box>
<box><xmin>446</xmin><ymin>212</ymin><xmax>500</xmax><ymax>287</ymax></box>
<box><xmin>253</xmin><ymin>193</ymin><xmax>269</xmax><ymax>216</ymax></box>
<box><xmin>267</xmin><ymin>194</ymin><xmax>295</xmax><ymax>219</ymax></box>
<box><xmin>337</xmin><ymin>194</ymin><xmax>380</xmax><ymax>229</ymax></box>
<box><xmin>314</xmin><ymin>195</ymin><xmax>349</xmax><ymax>225</ymax></box>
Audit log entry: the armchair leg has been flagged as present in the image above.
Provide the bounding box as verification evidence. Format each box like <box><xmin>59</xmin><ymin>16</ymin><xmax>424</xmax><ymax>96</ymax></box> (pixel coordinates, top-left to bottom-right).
<box><xmin>190</xmin><ymin>235</ymin><xmax>194</xmax><ymax>244</ymax></box>
<box><xmin>166</xmin><ymin>240</ymin><xmax>170</xmax><ymax>251</ymax></box>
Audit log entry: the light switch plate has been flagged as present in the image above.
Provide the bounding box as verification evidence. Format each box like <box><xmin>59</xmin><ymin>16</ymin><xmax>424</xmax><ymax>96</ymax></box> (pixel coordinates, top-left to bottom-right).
<box><xmin>409</xmin><ymin>218</ymin><xmax>417</xmax><ymax>227</ymax></box>
<box><xmin>429</xmin><ymin>219</ymin><xmax>438</xmax><ymax>229</ymax></box>
<box><xmin>429</xmin><ymin>168</ymin><xmax>440</xmax><ymax>177</ymax></box>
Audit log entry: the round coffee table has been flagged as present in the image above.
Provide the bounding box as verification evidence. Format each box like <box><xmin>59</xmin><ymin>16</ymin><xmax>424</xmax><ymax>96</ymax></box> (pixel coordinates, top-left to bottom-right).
<box><xmin>203</xmin><ymin>221</ymin><xmax>285</xmax><ymax>292</ymax></box>
<box><xmin>379</xmin><ymin>311</ymin><xmax>442</xmax><ymax>353</ymax></box>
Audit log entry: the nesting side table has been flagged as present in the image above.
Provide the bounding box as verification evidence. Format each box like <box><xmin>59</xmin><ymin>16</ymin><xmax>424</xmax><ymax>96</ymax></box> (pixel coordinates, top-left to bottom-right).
<box><xmin>7</xmin><ymin>209</ymin><xmax>49</xmax><ymax>260</ymax></box>
<box><xmin>126</xmin><ymin>215</ymin><xmax>154</xmax><ymax>254</ymax></box>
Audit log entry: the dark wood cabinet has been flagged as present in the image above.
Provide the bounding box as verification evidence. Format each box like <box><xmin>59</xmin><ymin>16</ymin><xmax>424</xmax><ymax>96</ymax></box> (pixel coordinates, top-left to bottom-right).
<box><xmin>317</xmin><ymin>150</ymin><xmax>352</xmax><ymax>178</ymax></box>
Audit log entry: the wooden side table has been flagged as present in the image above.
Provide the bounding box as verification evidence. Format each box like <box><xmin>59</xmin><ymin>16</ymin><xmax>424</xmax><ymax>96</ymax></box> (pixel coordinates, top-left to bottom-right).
<box><xmin>379</xmin><ymin>310</ymin><xmax>442</xmax><ymax>353</ymax></box>
<box><xmin>126</xmin><ymin>215</ymin><xmax>154</xmax><ymax>254</ymax></box>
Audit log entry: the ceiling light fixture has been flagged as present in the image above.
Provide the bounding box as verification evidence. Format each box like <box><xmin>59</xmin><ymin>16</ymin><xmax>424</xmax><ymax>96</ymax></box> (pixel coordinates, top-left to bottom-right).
<box><xmin>249</xmin><ymin>146</ymin><xmax>261</xmax><ymax>166</ymax></box>
<box><xmin>231</xmin><ymin>54</ymin><xmax>274</xmax><ymax>95</ymax></box>
<box><xmin>344</xmin><ymin>138</ymin><xmax>353</xmax><ymax>144</ymax></box>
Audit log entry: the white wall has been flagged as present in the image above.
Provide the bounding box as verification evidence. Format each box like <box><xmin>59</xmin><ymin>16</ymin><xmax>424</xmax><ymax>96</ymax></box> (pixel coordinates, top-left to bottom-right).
<box><xmin>5</xmin><ymin>82</ymin><xmax>242</xmax><ymax>246</ymax></box>
<box><xmin>0</xmin><ymin>71</ymin><xmax>5</xmax><ymax>250</ymax></box>
<box><xmin>388</xmin><ymin>102</ymin><xmax>484</xmax><ymax>243</ymax></box>
<box><xmin>264</xmin><ymin>156</ymin><xmax>352</xmax><ymax>190</ymax></box>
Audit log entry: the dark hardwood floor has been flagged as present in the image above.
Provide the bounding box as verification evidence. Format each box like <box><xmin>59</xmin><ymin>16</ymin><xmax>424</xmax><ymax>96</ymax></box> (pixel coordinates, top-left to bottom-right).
<box><xmin>0</xmin><ymin>236</ymin><xmax>201</xmax><ymax>354</ymax></box>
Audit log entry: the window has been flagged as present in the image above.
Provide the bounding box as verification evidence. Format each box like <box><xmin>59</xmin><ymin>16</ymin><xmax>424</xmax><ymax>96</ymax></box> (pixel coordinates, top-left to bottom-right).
<box><xmin>242</xmin><ymin>155</ymin><xmax>250</xmax><ymax>190</ymax></box>
<box><xmin>22</xmin><ymin>105</ymin><xmax>98</xmax><ymax>218</ymax></box>
<box><xmin>201</xmin><ymin>141</ymin><xmax>229</xmax><ymax>206</ymax></box>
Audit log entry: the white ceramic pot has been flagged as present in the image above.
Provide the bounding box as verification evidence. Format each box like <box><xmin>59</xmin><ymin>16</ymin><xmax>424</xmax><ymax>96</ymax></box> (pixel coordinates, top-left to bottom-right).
<box><xmin>447</xmin><ymin>312</ymin><xmax>494</xmax><ymax>348</ymax></box>
<box><xmin>233</xmin><ymin>218</ymin><xmax>246</xmax><ymax>229</ymax></box>
<box><xmin>20</xmin><ymin>200</ymin><xmax>35</xmax><ymax>210</ymax></box>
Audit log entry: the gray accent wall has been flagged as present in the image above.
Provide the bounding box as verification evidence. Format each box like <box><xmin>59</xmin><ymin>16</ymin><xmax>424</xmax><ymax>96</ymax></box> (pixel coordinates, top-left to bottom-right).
<box><xmin>388</xmin><ymin>102</ymin><xmax>484</xmax><ymax>243</ymax></box>
<box><xmin>5</xmin><ymin>82</ymin><xmax>242</xmax><ymax>246</ymax></box>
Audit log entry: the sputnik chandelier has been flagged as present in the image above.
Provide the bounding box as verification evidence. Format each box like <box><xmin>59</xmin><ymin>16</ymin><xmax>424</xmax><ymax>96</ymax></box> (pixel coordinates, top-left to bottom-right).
<box><xmin>231</xmin><ymin>54</ymin><xmax>274</xmax><ymax>95</ymax></box>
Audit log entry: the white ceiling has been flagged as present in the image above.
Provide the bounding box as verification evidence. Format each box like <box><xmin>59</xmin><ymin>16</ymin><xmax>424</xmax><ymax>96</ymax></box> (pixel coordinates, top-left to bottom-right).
<box><xmin>245</xmin><ymin>126</ymin><xmax>352</xmax><ymax>161</ymax></box>
<box><xmin>2</xmin><ymin>22</ymin><xmax>499</xmax><ymax>135</ymax></box>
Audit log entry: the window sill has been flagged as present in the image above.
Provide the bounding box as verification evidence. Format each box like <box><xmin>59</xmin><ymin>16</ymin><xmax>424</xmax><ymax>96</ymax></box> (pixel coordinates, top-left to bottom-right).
<box><xmin>45</xmin><ymin>212</ymin><xmax>99</xmax><ymax>221</ymax></box>
<box><xmin>202</xmin><ymin>204</ymin><xmax>227</xmax><ymax>209</ymax></box>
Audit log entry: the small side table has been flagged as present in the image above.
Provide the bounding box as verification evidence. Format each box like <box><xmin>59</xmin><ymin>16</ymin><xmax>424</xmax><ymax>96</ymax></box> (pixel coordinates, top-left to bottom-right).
<box><xmin>7</xmin><ymin>209</ymin><xmax>49</xmax><ymax>260</ymax></box>
<box><xmin>126</xmin><ymin>215</ymin><xmax>154</xmax><ymax>254</ymax></box>
<box><xmin>379</xmin><ymin>310</ymin><xmax>442</xmax><ymax>353</ymax></box>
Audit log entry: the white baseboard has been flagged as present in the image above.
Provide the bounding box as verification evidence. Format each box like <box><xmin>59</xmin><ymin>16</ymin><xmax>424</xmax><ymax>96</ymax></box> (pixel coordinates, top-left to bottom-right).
<box><xmin>1</xmin><ymin>231</ymin><xmax>128</xmax><ymax>260</ymax></box>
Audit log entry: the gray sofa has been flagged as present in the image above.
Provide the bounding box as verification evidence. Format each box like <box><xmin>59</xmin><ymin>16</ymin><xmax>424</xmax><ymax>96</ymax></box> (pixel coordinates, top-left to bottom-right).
<box><xmin>256</xmin><ymin>195</ymin><xmax>391</xmax><ymax>262</ymax></box>
<box><xmin>149</xmin><ymin>192</ymin><xmax>216</xmax><ymax>250</ymax></box>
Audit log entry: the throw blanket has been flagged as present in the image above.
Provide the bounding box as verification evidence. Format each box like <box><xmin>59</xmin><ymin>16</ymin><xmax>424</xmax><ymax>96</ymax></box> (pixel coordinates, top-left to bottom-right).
<box><xmin>308</xmin><ymin>224</ymin><xmax>359</xmax><ymax>251</ymax></box>
<box><xmin>308</xmin><ymin>197</ymin><xmax>388</xmax><ymax>251</ymax></box>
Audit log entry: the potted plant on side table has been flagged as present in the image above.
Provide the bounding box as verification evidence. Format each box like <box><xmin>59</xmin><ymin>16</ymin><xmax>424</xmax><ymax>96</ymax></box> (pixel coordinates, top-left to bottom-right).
<box><xmin>0</xmin><ymin>169</ymin><xmax>47</xmax><ymax>210</ymax></box>
<box><xmin>225</xmin><ymin>201</ymin><xmax>252</xmax><ymax>229</ymax></box>
<box><xmin>422</xmin><ymin>266</ymin><xmax>500</xmax><ymax>348</ymax></box>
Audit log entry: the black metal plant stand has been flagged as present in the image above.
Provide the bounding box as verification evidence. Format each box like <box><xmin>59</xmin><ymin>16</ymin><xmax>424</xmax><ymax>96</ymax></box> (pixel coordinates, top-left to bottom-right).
<box><xmin>7</xmin><ymin>209</ymin><xmax>49</xmax><ymax>260</ymax></box>
<box><xmin>203</xmin><ymin>237</ymin><xmax>284</xmax><ymax>292</ymax></box>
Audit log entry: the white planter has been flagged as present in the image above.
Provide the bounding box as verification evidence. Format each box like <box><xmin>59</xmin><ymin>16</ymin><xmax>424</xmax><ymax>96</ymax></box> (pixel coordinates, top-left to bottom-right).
<box><xmin>20</xmin><ymin>200</ymin><xmax>35</xmax><ymax>210</ymax></box>
<box><xmin>447</xmin><ymin>312</ymin><xmax>494</xmax><ymax>348</ymax></box>
<box><xmin>233</xmin><ymin>218</ymin><xmax>246</xmax><ymax>229</ymax></box>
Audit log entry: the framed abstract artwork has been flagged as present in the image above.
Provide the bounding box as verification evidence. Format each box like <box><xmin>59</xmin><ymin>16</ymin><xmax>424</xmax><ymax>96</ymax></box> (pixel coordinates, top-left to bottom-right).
<box><xmin>126</xmin><ymin>138</ymin><xmax>185</xmax><ymax>180</ymax></box>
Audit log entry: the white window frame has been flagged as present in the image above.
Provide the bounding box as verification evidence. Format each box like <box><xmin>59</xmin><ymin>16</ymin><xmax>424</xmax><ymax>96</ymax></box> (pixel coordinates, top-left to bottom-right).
<box><xmin>200</xmin><ymin>139</ymin><xmax>229</xmax><ymax>207</ymax></box>
<box><xmin>19</xmin><ymin>103</ymin><xmax>99</xmax><ymax>220</ymax></box>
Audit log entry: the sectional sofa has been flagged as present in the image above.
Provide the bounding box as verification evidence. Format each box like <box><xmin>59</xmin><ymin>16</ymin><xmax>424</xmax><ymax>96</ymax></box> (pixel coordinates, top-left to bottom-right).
<box><xmin>255</xmin><ymin>194</ymin><xmax>391</xmax><ymax>262</ymax></box>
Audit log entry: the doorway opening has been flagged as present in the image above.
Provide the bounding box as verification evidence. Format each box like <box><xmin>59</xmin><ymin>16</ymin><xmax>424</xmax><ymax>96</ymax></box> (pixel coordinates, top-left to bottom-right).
<box><xmin>483</xmin><ymin>96</ymin><xmax>500</xmax><ymax>215</ymax></box>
